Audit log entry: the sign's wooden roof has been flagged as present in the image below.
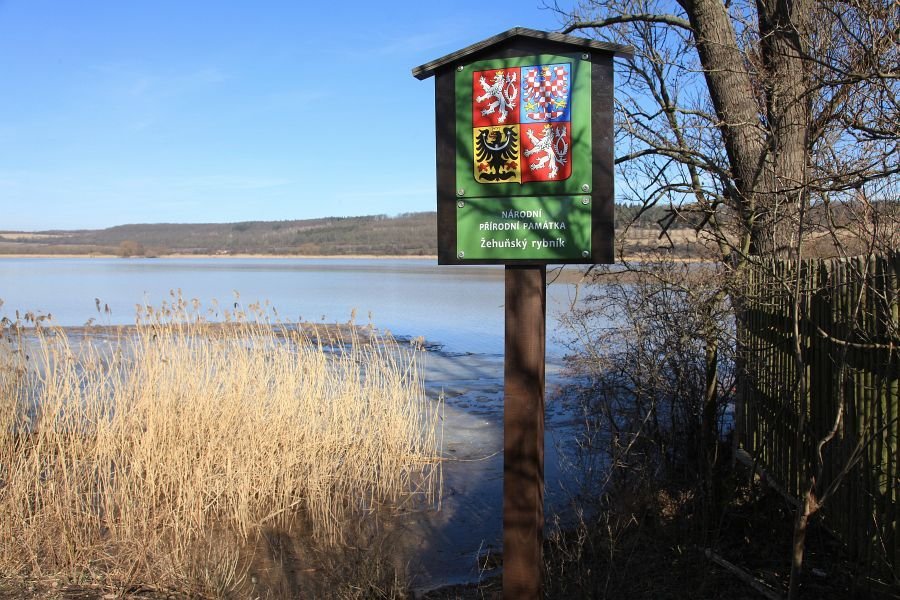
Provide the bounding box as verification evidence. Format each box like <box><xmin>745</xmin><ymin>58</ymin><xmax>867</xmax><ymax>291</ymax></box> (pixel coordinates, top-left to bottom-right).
<box><xmin>412</xmin><ymin>27</ymin><xmax>633</xmax><ymax>80</ymax></box>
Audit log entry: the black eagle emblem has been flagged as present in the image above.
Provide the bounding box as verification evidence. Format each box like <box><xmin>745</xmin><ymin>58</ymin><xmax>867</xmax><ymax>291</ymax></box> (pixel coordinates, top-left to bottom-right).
<box><xmin>475</xmin><ymin>127</ymin><xmax>518</xmax><ymax>182</ymax></box>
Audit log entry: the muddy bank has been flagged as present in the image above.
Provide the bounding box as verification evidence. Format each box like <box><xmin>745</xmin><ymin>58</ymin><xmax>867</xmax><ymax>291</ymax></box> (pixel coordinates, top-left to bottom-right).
<box><xmin>398</xmin><ymin>348</ymin><xmax>585</xmax><ymax>594</ymax></box>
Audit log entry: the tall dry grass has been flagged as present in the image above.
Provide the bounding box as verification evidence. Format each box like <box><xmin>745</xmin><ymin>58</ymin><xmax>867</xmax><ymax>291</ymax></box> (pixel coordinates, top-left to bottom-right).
<box><xmin>0</xmin><ymin>295</ymin><xmax>441</xmax><ymax>597</ymax></box>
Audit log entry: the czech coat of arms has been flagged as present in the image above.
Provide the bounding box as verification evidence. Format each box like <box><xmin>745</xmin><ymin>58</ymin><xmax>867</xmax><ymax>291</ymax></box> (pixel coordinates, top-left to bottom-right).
<box><xmin>471</xmin><ymin>63</ymin><xmax>572</xmax><ymax>184</ymax></box>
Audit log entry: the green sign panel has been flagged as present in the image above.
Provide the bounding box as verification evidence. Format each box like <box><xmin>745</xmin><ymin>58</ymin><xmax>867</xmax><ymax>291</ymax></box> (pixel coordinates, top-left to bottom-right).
<box><xmin>413</xmin><ymin>28</ymin><xmax>619</xmax><ymax>265</ymax></box>
<box><xmin>454</xmin><ymin>53</ymin><xmax>592</xmax><ymax>198</ymax></box>
<box><xmin>457</xmin><ymin>196</ymin><xmax>591</xmax><ymax>261</ymax></box>
<box><xmin>452</xmin><ymin>53</ymin><xmax>593</xmax><ymax>262</ymax></box>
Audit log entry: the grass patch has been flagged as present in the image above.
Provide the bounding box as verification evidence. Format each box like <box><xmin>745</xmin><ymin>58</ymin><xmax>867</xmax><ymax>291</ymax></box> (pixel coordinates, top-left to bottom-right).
<box><xmin>0</xmin><ymin>296</ymin><xmax>441</xmax><ymax>597</ymax></box>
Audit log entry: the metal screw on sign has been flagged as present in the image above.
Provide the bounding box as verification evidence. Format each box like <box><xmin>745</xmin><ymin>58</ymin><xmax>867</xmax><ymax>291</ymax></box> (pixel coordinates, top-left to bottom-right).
<box><xmin>581</xmin><ymin>197</ymin><xmax>590</xmax><ymax>205</ymax></box>
<box><xmin>457</xmin><ymin>65</ymin><xmax>464</xmax><ymax>72</ymax></box>
<box><xmin>458</xmin><ymin>251</ymin><xmax>465</xmax><ymax>259</ymax></box>
<box><xmin>582</xmin><ymin>250</ymin><xmax>590</xmax><ymax>258</ymax></box>
<box><xmin>582</xmin><ymin>53</ymin><xmax>590</xmax><ymax>60</ymax></box>
<box><xmin>581</xmin><ymin>184</ymin><xmax>590</xmax><ymax>192</ymax></box>
<box><xmin>457</xmin><ymin>200</ymin><xmax>465</xmax><ymax>208</ymax></box>
<box><xmin>457</xmin><ymin>188</ymin><xmax>465</xmax><ymax>197</ymax></box>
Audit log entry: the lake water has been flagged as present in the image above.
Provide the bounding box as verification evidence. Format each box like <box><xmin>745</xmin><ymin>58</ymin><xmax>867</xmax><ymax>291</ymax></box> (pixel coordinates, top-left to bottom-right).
<box><xmin>0</xmin><ymin>257</ymin><xmax>584</xmax><ymax>356</ymax></box>
<box><xmin>0</xmin><ymin>256</ymin><xmax>596</xmax><ymax>590</ymax></box>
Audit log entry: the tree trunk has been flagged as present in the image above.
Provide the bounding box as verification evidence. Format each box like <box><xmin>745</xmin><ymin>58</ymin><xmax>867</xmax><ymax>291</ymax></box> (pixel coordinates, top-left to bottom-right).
<box><xmin>678</xmin><ymin>0</ymin><xmax>813</xmax><ymax>255</ymax></box>
<box><xmin>702</xmin><ymin>337</ymin><xmax>720</xmax><ymax>462</ymax></box>
<box><xmin>789</xmin><ymin>478</ymin><xmax>817</xmax><ymax>599</ymax></box>
<box><xmin>755</xmin><ymin>0</ymin><xmax>813</xmax><ymax>255</ymax></box>
<box><xmin>701</xmin><ymin>334</ymin><xmax>720</xmax><ymax>540</ymax></box>
<box><xmin>679</xmin><ymin>0</ymin><xmax>770</xmax><ymax>233</ymax></box>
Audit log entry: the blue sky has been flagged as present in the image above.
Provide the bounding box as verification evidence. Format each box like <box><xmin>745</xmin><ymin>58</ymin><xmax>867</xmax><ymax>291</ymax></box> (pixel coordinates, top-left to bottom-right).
<box><xmin>0</xmin><ymin>1</ymin><xmax>572</xmax><ymax>231</ymax></box>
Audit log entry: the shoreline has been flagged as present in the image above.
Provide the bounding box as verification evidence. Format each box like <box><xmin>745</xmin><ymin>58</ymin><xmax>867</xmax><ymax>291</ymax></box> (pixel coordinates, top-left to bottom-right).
<box><xmin>0</xmin><ymin>251</ymin><xmax>710</xmax><ymax>263</ymax></box>
<box><xmin>0</xmin><ymin>253</ymin><xmax>440</xmax><ymax>260</ymax></box>
<box><xmin>0</xmin><ymin>254</ymin><xmax>716</xmax><ymax>287</ymax></box>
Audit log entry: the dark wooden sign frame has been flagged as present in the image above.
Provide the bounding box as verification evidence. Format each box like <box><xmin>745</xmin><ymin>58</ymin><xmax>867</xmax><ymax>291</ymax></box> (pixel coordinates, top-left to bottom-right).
<box><xmin>414</xmin><ymin>28</ymin><xmax>631</xmax><ymax>599</ymax></box>
<box><xmin>414</xmin><ymin>28</ymin><xmax>630</xmax><ymax>266</ymax></box>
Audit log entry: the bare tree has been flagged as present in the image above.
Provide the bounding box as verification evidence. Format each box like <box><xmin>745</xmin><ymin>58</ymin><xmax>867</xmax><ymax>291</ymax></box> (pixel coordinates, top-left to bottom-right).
<box><xmin>551</xmin><ymin>0</ymin><xmax>897</xmax><ymax>258</ymax></box>
<box><xmin>550</xmin><ymin>0</ymin><xmax>898</xmax><ymax>595</ymax></box>
<box><xmin>117</xmin><ymin>239</ymin><xmax>146</xmax><ymax>258</ymax></box>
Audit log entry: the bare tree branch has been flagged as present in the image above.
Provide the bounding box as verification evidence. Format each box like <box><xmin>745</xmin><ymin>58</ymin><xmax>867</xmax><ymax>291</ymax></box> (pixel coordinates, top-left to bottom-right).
<box><xmin>562</xmin><ymin>14</ymin><xmax>694</xmax><ymax>34</ymax></box>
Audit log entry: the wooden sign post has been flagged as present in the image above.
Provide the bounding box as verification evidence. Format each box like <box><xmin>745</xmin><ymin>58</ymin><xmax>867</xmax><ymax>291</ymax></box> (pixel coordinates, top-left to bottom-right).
<box><xmin>413</xmin><ymin>28</ymin><xmax>630</xmax><ymax>598</ymax></box>
<box><xmin>503</xmin><ymin>263</ymin><xmax>546</xmax><ymax>597</ymax></box>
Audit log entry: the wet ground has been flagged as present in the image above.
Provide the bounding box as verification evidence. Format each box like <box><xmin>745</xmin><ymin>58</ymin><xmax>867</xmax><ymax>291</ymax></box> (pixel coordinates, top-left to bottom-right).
<box><xmin>399</xmin><ymin>348</ymin><xmax>585</xmax><ymax>594</ymax></box>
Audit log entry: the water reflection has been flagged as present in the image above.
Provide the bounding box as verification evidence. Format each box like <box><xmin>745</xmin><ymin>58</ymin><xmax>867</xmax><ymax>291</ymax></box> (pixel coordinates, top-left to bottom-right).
<box><xmin>0</xmin><ymin>257</ymin><xmax>582</xmax><ymax>356</ymax></box>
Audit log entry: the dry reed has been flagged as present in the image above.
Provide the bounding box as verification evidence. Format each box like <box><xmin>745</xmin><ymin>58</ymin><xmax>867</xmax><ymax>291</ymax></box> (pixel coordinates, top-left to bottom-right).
<box><xmin>0</xmin><ymin>294</ymin><xmax>441</xmax><ymax>596</ymax></box>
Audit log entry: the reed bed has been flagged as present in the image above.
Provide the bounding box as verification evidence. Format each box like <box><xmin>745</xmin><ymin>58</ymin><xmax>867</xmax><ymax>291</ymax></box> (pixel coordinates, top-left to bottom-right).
<box><xmin>0</xmin><ymin>295</ymin><xmax>441</xmax><ymax>596</ymax></box>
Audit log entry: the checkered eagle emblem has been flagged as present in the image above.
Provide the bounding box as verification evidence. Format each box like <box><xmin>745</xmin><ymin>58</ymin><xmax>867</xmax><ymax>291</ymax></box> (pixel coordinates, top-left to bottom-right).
<box><xmin>522</xmin><ymin>64</ymin><xmax>570</xmax><ymax>123</ymax></box>
<box><xmin>471</xmin><ymin>62</ymin><xmax>573</xmax><ymax>184</ymax></box>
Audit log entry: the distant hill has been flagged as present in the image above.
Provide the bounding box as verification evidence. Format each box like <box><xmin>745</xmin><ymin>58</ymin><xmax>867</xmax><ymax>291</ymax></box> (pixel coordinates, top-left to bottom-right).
<box><xmin>0</xmin><ymin>202</ymin><xmax>775</xmax><ymax>259</ymax></box>
<box><xmin>0</xmin><ymin>213</ymin><xmax>438</xmax><ymax>257</ymax></box>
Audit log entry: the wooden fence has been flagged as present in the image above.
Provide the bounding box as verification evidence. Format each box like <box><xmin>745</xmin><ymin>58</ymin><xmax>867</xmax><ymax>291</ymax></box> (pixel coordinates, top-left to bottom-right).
<box><xmin>736</xmin><ymin>252</ymin><xmax>898</xmax><ymax>579</ymax></box>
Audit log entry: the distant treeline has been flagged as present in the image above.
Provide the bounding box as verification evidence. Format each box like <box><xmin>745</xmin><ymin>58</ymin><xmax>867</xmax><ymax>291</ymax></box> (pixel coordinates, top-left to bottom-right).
<box><xmin>2</xmin><ymin>200</ymin><xmax>889</xmax><ymax>257</ymax></box>
<box><xmin>0</xmin><ymin>213</ymin><xmax>438</xmax><ymax>257</ymax></box>
<box><xmin>614</xmin><ymin>203</ymin><xmax>692</xmax><ymax>229</ymax></box>
<box><xmin>1</xmin><ymin>207</ymin><xmax>661</xmax><ymax>257</ymax></box>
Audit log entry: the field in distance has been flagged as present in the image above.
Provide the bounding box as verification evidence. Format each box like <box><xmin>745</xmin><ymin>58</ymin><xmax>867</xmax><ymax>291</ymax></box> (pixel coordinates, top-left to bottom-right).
<box><xmin>0</xmin><ymin>207</ymin><xmax>705</xmax><ymax>259</ymax></box>
<box><xmin>5</xmin><ymin>203</ymin><xmax>876</xmax><ymax>259</ymax></box>
<box><xmin>0</xmin><ymin>213</ymin><xmax>438</xmax><ymax>258</ymax></box>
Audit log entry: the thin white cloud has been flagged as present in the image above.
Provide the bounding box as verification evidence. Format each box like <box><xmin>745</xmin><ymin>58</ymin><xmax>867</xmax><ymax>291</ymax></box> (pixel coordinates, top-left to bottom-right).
<box><xmin>88</xmin><ymin>62</ymin><xmax>229</xmax><ymax>102</ymax></box>
<box><xmin>191</xmin><ymin>67</ymin><xmax>228</xmax><ymax>85</ymax></box>
<box><xmin>333</xmin><ymin>185</ymin><xmax>433</xmax><ymax>201</ymax></box>
<box><xmin>167</xmin><ymin>174</ymin><xmax>292</xmax><ymax>190</ymax></box>
<box><xmin>373</xmin><ymin>30</ymin><xmax>459</xmax><ymax>56</ymax></box>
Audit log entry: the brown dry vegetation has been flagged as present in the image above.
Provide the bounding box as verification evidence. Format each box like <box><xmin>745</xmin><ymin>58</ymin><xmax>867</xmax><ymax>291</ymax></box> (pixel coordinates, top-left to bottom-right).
<box><xmin>0</xmin><ymin>298</ymin><xmax>441</xmax><ymax>598</ymax></box>
<box><xmin>616</xmin><ymin>202</ymin><xmax>899</xmax><ymax>261</ymax></box>
<box><xmin>0</xmin><ymin>213</ymin><xmax>437</xmax><ymax>257</ymax></box>
<box><xmin>424</xmin><ymin>473</ymin><xmax>885</xmax><ymax>600</ymax></box>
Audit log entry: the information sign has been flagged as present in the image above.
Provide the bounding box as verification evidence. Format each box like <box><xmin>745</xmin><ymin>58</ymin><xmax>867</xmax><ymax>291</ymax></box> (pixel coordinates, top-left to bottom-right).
<box><xmin>413</xmin><ymin>29</ymin><xmax>631</xmax><ymax>600</ymax></box>
<box><xmin>452</xmin><ymin>53</ymin><xmax>594</xmax><ymax>262</ymax></box>
<box><xmin>413</xmin><ymin>28</ymin><xmax>624</xmax><ymax>265</ymax></box>
<box><xmin>456</xmin><ymin>195</ymin><xmax>591</xmax><ymax>261</ymax></box>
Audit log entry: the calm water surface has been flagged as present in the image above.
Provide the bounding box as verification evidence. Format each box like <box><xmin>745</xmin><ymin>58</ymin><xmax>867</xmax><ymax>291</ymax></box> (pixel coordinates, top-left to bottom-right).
<box><xmin>0</xmin><ymin>256</ymin><xmax>599</xmax><ymax>589</ymax></box>
<box><xmin>0</xmin><ymin>257</ymin><xmax>582</xmax><ymax>355</ymax></box>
